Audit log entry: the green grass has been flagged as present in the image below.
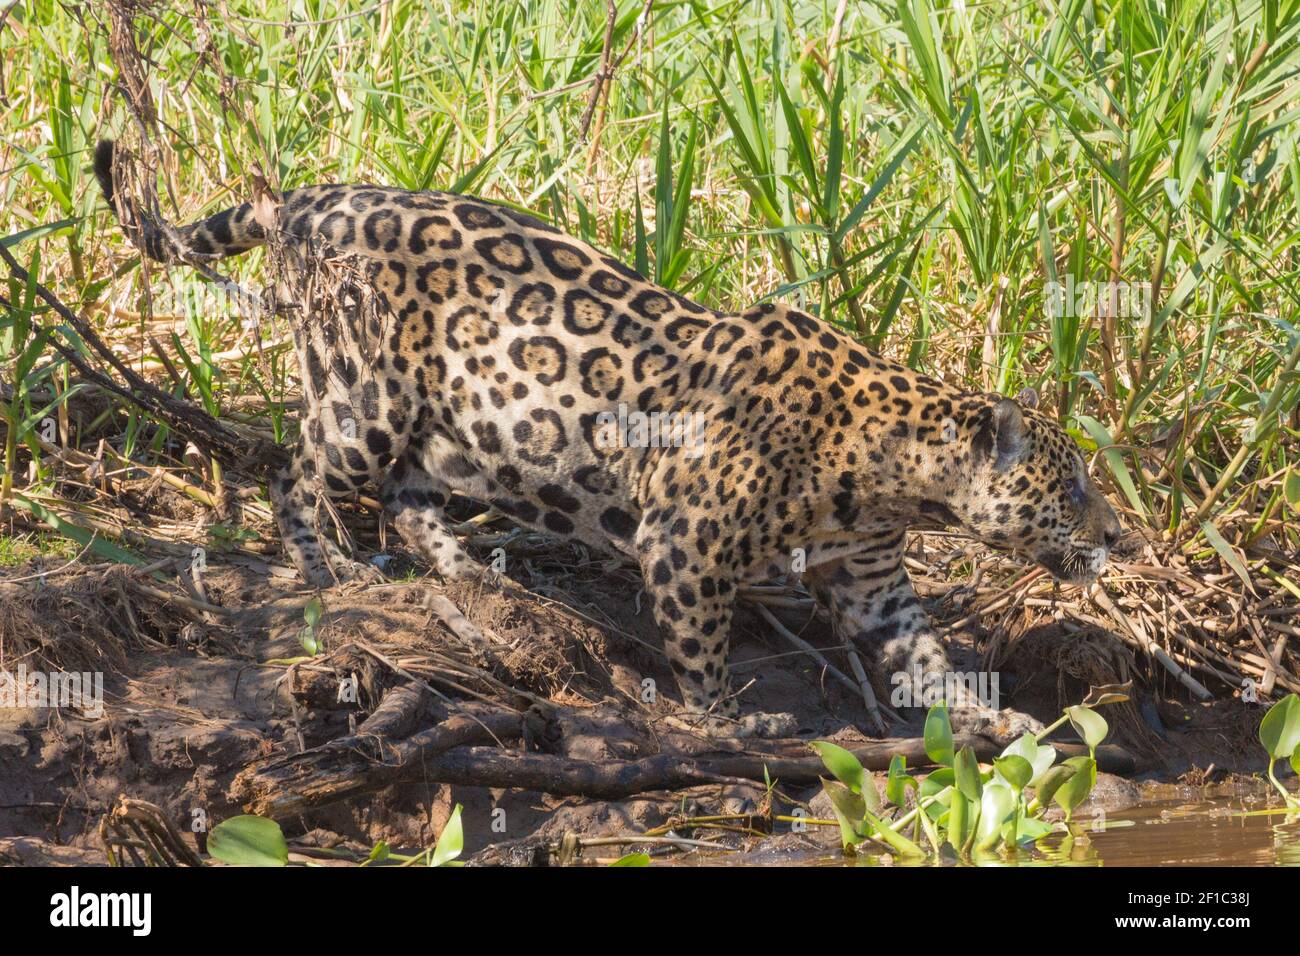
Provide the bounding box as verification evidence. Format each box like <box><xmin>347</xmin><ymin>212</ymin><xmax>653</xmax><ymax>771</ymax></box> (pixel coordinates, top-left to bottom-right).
<box><xmin>0</xmin><ymin>529</ymin><xmax>79</xmax><ymax>567</ymax></box>
<box><xmin>1</xmin><ymin>0</ymin><xmax>1299</xmax><ymax>572</ymax></box>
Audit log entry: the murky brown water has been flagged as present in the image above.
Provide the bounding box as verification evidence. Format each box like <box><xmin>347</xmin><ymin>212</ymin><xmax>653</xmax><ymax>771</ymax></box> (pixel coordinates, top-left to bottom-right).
<box><xmin>670</xmin><ymin>787</ymin><xmax>1300</xmax><ymax>866</ymax></box>
<box><xmin>1058</xmin><ymin>795</ymin><xmax>1300</xmax><ymax>867</ymax></box>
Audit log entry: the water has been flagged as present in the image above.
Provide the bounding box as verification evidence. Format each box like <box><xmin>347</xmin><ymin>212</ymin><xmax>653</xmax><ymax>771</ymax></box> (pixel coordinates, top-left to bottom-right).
<box><xmin>669</xmin><ymin>786</ymin><xmax>1300</xmax><ymax>866</ymax></box>
<box><xmin>1053</xmin><ymin>793</ymin><xmax>1300</xmax><ymax>867</ymax></box>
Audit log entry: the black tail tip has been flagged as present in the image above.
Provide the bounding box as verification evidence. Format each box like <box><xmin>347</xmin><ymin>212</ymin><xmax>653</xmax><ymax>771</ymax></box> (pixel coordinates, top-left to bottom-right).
<box><xmin>93</xmin><ymin>139</ymin><xmax>116</xmax><ymax>206</ymax></box>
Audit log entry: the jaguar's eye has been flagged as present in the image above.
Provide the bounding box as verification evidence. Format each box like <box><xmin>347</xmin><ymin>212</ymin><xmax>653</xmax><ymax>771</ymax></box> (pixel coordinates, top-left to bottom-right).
<box><xmin>1067</xmin><ymin>476</ymin><xmax>1086</xmax><ymax>505</ymax></box>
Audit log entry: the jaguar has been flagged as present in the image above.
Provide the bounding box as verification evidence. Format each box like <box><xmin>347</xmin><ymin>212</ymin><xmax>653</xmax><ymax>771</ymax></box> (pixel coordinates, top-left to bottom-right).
<box><xmin>94</xmin><ymin>139</ymin><xmax>1122</xmax><ymax>739</ymax></box>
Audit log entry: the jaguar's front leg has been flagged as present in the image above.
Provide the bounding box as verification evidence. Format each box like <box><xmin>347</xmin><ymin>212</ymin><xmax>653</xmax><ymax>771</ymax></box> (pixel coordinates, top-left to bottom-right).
<box><xmin>635</xmin><ymin>525</ymin><xmax>796</xmax><ymax>739</ymax></box>
<box><xmin>805</xmin><ymin>539</ymin><xmax>1042</xmax><ymax>743</ymax></box>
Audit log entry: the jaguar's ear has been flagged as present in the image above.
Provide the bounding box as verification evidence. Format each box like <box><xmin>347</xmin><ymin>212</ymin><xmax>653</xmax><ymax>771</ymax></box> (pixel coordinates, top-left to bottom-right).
<box><xmin>991</xmin><ymin>397</ymin><xmax>1027</xmax><ymax>467</ymax></box>
<box><xmin>1014</xmin><ymin>386</ymin><xmax>1039</xmax><ymax>410</ymax></box>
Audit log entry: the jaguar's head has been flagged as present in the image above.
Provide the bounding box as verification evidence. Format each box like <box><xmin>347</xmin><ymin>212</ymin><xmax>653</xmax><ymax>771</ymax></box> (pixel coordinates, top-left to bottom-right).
<box><xmin>951</xmin><ymin>390</ymin><xmax>1122</xmax><ymax>585</ymax></box>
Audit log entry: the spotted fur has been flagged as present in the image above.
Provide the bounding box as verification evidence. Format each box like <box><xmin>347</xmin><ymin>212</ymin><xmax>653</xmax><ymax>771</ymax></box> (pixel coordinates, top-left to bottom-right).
<box><xmin>95</xmin><ymin>140</ymin><xmax>1121</xmax><ymax>738</ymax></box>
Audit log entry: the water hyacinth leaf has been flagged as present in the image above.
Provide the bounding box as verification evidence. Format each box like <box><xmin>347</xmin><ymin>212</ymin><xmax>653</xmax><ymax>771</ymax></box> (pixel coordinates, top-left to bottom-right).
<box><xmin>925</xmin><ymin>770</ymin><xmax>956</xmax><ymax>822</ymax></box>
<box><xmin>924</xmin><ymin>701</ymin><xmax>954</xmax><ymax>767</ymax></box>
<box><xmin>919</xmin><ymin>766</ymin><xmax>953</xmax><ymax>821</ymax></box>
<box><xmin>1066</xmin><ymin>705</ymin><xmax>1109</xmax><ymax>750</ymax></box>
<box><xmin>921</xmin><ymin>766</ymin><xmax>954</xmax><ymax>795</ymax></box>
<box><xmin>1028</xmin><ymin>744</ymin><xmax>1057</xmax><ymax>784</ymax></box>
<box><xmin>1083</xmin><ymin>682</ymin><xmax>1133</xmax><ymax>707</ymax></box>
<box><xmin>811</xmin><ymin>741</ymin><xmax>867</xmax><ymax>794</ymax></box>
<box><xmin>610</xmin><ymin>852</ymin><xmax>651</xmax><ymax>867</ymax></box>
<box><xmin>1258</xmin><ymin>694</ymin><xmax>1300</xmax><ymax>760</ymax></box>
<box><xmin>1011</xmin><ymin>815</ymin><xmax>1055</xmax><ymax>843</ymax></box>
<box><xmin>1032</xmin><ymin>764</ymin><xmax>1076</xmax><ymax>808</ymax></box>
<box><xmin>994</xmin><ymin>755</ymin><xmax>1034</xmax><ymax>792</ymax></box>
<box><xmin>821</xmin><ymin>779</ymin><xmax>869</xmax><ymax>848</ymax></box>
<box><xmin>862</xmin><ymin>808</ymin><xmax>927</xmax><ymax>857</ymax></box>
<box><xmin>886</xmin><ymin>754</ymin><xmax>915</xmax><ymax>806</ymax></box>
<box><xmin>1001</xmin><ymin>732</ymin><xmax>1056</xmax><ymax>784</ymax></box>
<box><xmin>999</xmin><ymin>732</ymin><xmax>1036</xmax><ymax>761</ymax></box>
<box><xmin>954</xmin><ymin>746</ymin><xmax>983</xmax><ymax>801</ymax></box>
<box><xmin>975</xmin><ymin>783</ymin><xmax>1016</xmax><ymax>851</ymax></box>
<box><xmin>947</xmin><ymin>791</ymin><xmax>971</xmax><ymax>852</ymax></box>
<box><xmin>1053</xmin><ymin>757</ymin><xmax>1097</xmax><ymax>821</ymax></box>
<box><xmin>207</xmin><ymin>815</ymin><xmax>289</xmax><ymax>867</ymax></box>
<box><xmin>429</xmin><ymin>804</ymin><xmax>464</xmax><ymax>867</ymax></box>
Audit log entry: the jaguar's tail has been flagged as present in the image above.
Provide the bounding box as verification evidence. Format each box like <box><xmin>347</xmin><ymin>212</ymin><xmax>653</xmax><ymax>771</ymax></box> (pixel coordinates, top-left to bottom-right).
<box><xmin>94</xmin><ymin>140</ymin><xmax>267</xmax><ymax>262</ymax></box>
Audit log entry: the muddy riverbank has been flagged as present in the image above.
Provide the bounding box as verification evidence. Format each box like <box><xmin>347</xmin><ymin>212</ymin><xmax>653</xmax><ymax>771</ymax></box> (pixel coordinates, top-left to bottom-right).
<box><xmin>2</xmin><ymin>540</ymin><xmax>1288</xmax><ymax>867</ymax></box>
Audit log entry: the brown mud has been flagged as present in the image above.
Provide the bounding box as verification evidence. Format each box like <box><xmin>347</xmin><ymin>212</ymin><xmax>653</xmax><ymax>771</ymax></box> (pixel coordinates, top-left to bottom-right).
<box><xmin>0</xmin><ymin>539</ymin><xmax>1280</xmax><ymax>867</ymax></box>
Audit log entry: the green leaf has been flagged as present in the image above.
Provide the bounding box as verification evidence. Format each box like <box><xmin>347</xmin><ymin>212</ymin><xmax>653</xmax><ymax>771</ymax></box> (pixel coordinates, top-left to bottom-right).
<box><xmin>919</xmin><ymin>766</ymin><xmax>953</xmax><ymax>800</ymax></box>
<box><xmin>993</xmin><ymin>755</ymin><xmax>1034</xmax><ymax>792</ymax></box>
<box><xmin>2</xmin><ymin>218</ymin><xmax>78</xmax><ymax>249</ymax></box>
<box><xmin>207</xmin><ymin>815</ymin><xmax>289</xmax><ymax>867</ymax></box>
<box><xmin>1285</xmin><ymin>469</ymin><xmax>1300</xmax><ymax>513</ymax></box>
<box><xmin>429</xmin><ymin>804</ymin><xmax>464</xmax><ymax>867</ymax></box>
<box><xmin>821</xmin><ymin>778</ymin><xmax>869</xmax><ymax>847</ymax></box>
<box><xmin>1066</xmin><ymin>705</ymin><xmax>1109</xmax><ymax>750</ymax></box>
<box><xmin>1000</xmin><ymin>732</ymin><xmax>1056</xmax><ymax>785</ymax></box>
<box><xmin>924</xmin><ymin>701</ymin><xmax>954</xmax><ymax>767</ymax></box>
<box><xmin>975</xmin><ymin>783</ymin><xmax>1016</xmax><ymax>851</ymax></box>
<box><xmin>8</xmin><ymin>495</ymin><xmax>145</xmax><ymax>568</ymax></box>
<box><xmin>1258</xmin><ymin>694</ymin><xmax>1300</xmax><ymax>760</ymax></box>
<box><xmin>609</xmin><ymin>852</ymin><xmax>651</xmax><ymax>867</ymax></box>
<box><xmin>1052</xmin><ymin>757</ymin><xmax>1097</xmax><ymax>821</ymax></box>
<box><xmin>886</xmin><ymin>754</ymin><xmax>916</xmax><ymax>805</ymax></box>
<box><xmin>1200</xmin><ymin>520</ymin><xmax>1254</xmax><ymax>591</ymax></box>
<box><xmin>861</xmin><ymin>807</ymin><xmax>927</xmax><ymax>857</ymax></box>
<box><xmin>954</xmin><ymin>746</ymin><xmax>983</xmax><ymax>801</ymax></box>
<box><xmin>1076</xmin><ymin>416</ymin><xmax>1145</xmax><ymax>516</ymax></box>
<box><xmin>811</xmin><ymin>741</ymin><xmax>868</xmax><ymax>797</ymax></box>
<box><xmin>836</xmin><ymin>123</ymin><xmax>926</xmax><ymax>242</ymax></box>
<box><xmin>1012</xmin><ymin>816</ymin><xmax>1055</xmax><ymax>843</ymax></box>
<box><xmin>298</xmin><ymin>625</ymin><xmax>320</xmax><ymax>656</ymax></box>
<box><xmin>947</xmin><ymin>790</ymin><xmax>971</xmax><ymax>852</ymax></box>
<box><xmin>1032</xmin><ymin>764</ymin><xmax>1076</xmax><ymax>808</ymax></box>
<box><xmin>303</xmin><ymin>597</ymin><xmax>324</xmax><ymax>628</ymax></box>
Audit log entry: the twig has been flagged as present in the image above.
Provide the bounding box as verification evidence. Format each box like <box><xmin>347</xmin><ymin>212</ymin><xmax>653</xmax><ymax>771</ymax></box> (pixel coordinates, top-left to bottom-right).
<box><xmin>1090</xmin><ymin>586</ymin><xmax>1213</xmax><ymax>700</ymax></box>
<box><xmin>752</xmin><ymin>602</ymin><xmax>892</xmax><ymax>732</ymax></box>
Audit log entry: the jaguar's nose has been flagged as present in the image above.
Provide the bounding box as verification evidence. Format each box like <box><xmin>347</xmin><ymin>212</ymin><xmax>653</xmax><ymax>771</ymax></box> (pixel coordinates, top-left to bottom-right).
<box><xmin>1103</xmin><ymin>523</ymin><xmax>1122</xmax><ymax>551</ymax></box>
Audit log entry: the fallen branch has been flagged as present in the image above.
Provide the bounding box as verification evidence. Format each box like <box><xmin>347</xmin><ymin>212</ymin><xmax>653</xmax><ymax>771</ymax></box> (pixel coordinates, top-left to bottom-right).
<box><xmin>234</xmin><ymin>713</ymin><xmax>1139</xmax><ymax>819</ymax></box>
<box><xmin>232</xmin><ymin>705</ymin><xmax>525</xmax><ymax>820</ymax></box>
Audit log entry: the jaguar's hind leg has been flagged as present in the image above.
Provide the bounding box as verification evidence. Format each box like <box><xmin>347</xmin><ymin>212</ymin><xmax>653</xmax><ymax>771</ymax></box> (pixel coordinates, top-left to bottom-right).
<box><xmin>270</xmin><ymin>452</ymin><xmax>379</xmax><ymax>587</ymax></box>
<box><xmin>379</xmin><ymin>450</ymin><xmax>481</xmax><ymax>582</ymax></box>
